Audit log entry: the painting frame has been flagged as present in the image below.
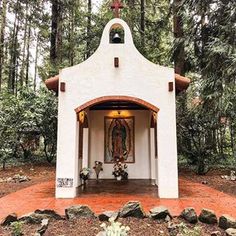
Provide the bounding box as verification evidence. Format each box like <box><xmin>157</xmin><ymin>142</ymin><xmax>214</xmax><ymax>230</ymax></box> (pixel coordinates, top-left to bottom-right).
<box><xmin>104</xmin><ymin>116</ymin><xmax>135</xmax><ymax>164</ymax></box>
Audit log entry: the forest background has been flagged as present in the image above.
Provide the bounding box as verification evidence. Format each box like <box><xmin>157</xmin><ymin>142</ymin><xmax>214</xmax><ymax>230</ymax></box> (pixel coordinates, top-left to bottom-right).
<box><xmin>0</xmin><ymin>0</ymin><xmax>235</xmax><ymax>174</ymax></box>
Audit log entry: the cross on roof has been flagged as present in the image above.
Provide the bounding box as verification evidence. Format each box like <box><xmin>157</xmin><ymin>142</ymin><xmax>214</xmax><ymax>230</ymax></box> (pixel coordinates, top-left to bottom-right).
<box><xmin>111</xmin><ymin>0</ymin><xmax>124</xmax><ymax>18</ymax></box>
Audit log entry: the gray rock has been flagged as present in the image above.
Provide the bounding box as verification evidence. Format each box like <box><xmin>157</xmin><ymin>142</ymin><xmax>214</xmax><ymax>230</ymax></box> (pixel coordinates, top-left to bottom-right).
<box><xmin>165</xmin><ymin>215</ymin><xmax>171</xmax><ymax>222</ymax></box>
<box><xmin>19</xmin><ymin>213</ymin><xmax>50</xmax><ymax>224</ymax></box>
<box><xmin>219</xmin><ymin>215</ymin><xmax>236</xmax><ymax>230</ymax></box>
<box><xmin>226</xmin><ymin>228</ymin><xmax>236</xmax><ymax>236</ymax></box>
<box><xmin>36</xmin><ymin>219</ymin><xmax>49</xmax><ymax>236</ymax></box>
<box><xmin>98</xmin><ymin>211</ymin><xmax>118</xmax><ymax>221</ymax></box>
<box><xmin>12</xmin><ymin>174</ymin><xmax>30</xmax><ymax>183</ymax></box>
<box><xmin>198</xmin><ymin>208</ymin><xmax>218</xmax><ymax>224</ymax></box>
<box><xmin>7</xmin><ymin>177</ymin><xmax>13</xmax><ymax>182</ymax></box>
<box><xmin>180</xmin><ymin>207</ymin><xmax>198</xmax><ymax>224</ymax></box>
<box><xmin>1</xmin><ymin>213</ymin><xmax>17</xmax><ymax>226</ymax></box>
<box><xmin>211</xmin><ymin>231</ymin><xmax>221</xmax><ymax>236</ymax></box>
<box><xmin>65</xmin><ymin>205</ymin><xmax>95</xmax><ymax>219</ymax></box>
<box><xmin>167</xmin><ymin>222</ymin><xmax>178</xmax><ymax>230</ymax></box>
<box><xmin>150</xmin><ymin>206</ymin><xmax>172</xmax><ymax>220</ymax></box>
<box><xmin>119</xmin><ymin>201</ymin><xmax>146</xmax><ymax>218</ymax></box>
<box><xmin>167</xmin><ymin>222</ymin><xmax>179</xmax><ymax>236</ymax></box>
<box><xmin>34</xmin><ymin>209</ymin><xmax>63</xmax><ymax>220</ymax></box>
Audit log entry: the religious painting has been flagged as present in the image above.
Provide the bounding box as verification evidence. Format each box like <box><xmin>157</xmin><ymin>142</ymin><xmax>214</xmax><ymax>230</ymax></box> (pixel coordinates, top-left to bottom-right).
<box><xmin>104</xmin><ymin>117</ymin><xmax>135</xmax><ymax>163</ymax></box>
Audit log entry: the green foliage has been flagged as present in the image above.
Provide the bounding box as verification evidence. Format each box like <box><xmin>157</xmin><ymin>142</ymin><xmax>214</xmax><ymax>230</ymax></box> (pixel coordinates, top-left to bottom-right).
<box><xmin>0</xmin><ymin>0</ymin><xmax>235</xmax><ymax>171</ymax></box>
<box><xmin>176</xmin><ymin>0</ymin><xmax>236</xmax><ymax>172</ymax></box>
<box><xmin>33</xmin><ymin>88</ymin><xmax>57</xmax><ymax>163</ymax></box>
<box><xmin>10</xmin><ymin>221</ymin><xmax>23</xmax><ymax>236</ymax></box>
<box><xmin>178</xmin><ymin>222</ymin><xmax>201</xmax><ymax>236</ymax></box>
<box><xmin>0</xmin><ymin>87</ymin><xmax>57</xmax><ymax>168</ymax></box>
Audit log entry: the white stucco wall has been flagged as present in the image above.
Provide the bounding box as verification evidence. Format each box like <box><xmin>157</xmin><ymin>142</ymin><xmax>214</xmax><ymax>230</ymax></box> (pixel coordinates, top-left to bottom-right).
<box><xmin>55</xmin><ymin>18</ymin><xmax>178</xmax><ymax>198</ymax></box>
<box><xmin>89</xmin><ymin>110</ymin><xmax>151</xmax><ymax>179</ymax></box>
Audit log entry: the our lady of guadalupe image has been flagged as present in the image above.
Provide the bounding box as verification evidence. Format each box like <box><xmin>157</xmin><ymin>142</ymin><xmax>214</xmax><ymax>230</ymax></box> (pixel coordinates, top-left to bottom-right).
<box><xmin>105</xmin><ymin>117</ymin><xmax>134</xmax><ymax>163</ymax></box>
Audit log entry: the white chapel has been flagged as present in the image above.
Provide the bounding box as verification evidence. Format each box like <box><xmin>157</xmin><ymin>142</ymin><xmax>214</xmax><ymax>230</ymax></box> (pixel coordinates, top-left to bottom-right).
<box><xmin>46</xmin><ymin>17</ymin><xmax>190</xmax><ymax>199</ymax></box>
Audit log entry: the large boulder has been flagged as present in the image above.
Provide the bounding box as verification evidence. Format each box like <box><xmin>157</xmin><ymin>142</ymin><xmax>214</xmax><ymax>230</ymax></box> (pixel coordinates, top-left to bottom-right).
<box><xmin>219</xmin><ymin>215</ymin><xmax>236</xmax><ymax>230</ymax></box>
<box><xmin>198</xmin><ymin>208</ymin><xmax>218</xmax><ymax>224</ymax></box>
<box><xmin>19</xmin><ymin>213</ymin><xmax>50</xmax><ymax>224</ymax></box>
<box><xmin>226</xmin><ymin>228</ymin><xmax>236</xmax><ymax>236</ymax></box>
<box><xmin>180</xmin><ymin>207</ymin><xmax>198</xmax><ymax>224</ymax></box>
<box><xmin>1</xmin><ymin>213</ymin><xmax>18</xmax><ymax>226</ymax></box>
<box><xmin>119</xmin><ymin>201</ymin><xmax>146</xmax><ymax>218</ymax></box>
<box><xmin>149</xmin><ymin>206</ymin><xmax>172</xmax><ymax>220</ymax></box>
<box><xmin>65</xmin><ymin>205</ymin><xmax>95</xmax><ymax>219</ymax></box>
<box><xmin>34</xmin><ymin>209</ymin><xmax>63</xmax><ymax>220</ymax></box>
<box><xmin>98</xmin><ymin>211</ymin><xmax>118</xmax><ymax>221</ymax></box>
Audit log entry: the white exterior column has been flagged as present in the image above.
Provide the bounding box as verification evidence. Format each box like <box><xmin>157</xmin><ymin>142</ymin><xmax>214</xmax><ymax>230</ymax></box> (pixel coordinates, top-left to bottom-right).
<box><xmin>55</xmin><ymin>112</ymin><xmax>81</xmax><ymax>198</ymax></box>
<box><xmin>157</xmin><ymin>108</ymin><xmax>179</xmax><ymax>198</ymax></box>
<box><xmin>150</xmin><ymin>128</ymin><xmax>156</xmax><ymax>180</ymax></box>
<box><xmin>82</xmin><ymin>128</ymin><xmax>89</xmax><ymax>168</ymax></box>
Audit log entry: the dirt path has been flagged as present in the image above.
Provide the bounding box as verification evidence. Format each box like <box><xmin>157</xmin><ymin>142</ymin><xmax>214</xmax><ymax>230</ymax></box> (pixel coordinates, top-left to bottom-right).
<box><xmin>0</xmin><ymin>164</ymin><xmax>55</xmax><ymax>198</ymax></box>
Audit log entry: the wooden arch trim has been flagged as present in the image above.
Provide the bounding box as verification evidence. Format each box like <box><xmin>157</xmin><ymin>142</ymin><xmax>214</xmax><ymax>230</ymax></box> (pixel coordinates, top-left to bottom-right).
<box><xmin>75</xmin><ymin>96</ymin><xmax>159</xmax><ymax>113</ymax></box>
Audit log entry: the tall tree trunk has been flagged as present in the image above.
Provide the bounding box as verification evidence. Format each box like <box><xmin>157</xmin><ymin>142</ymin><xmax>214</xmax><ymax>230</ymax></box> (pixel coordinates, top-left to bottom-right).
<box><xmin>20</xmin><ymin>0</ymin><xmax>29</xmax><ymax>87</ymax></box>
<box><xmin>25</xmin><ymin>25</ymin><xmax>31</xmax><ymax>86</ymax></box>
<box><xmin>86</xmin><ymin>0</ymin><xmax>91</xmax><ymax>59</ymax></box>
<box><xmin>200</xmin><ymin>2</ymin><xmax>208</xmax><ymax>78</ymax></box>
<box><xmin>50</xmin><ymin>0</ymin><xmax>58</xmax><ymax>67</ymax></box>
<box><xmin>173</xmin><ymin>0</ymin><xmax>185</xmax><ymax>75</ymax></box>
<box><xmin>8</xmin><ymin>4</ymin><xmax>19</xmax><ymax>94</ymax></box>
<box><xmin>56</xmin><ymin>3</ymin><xmax>62</xmax><ymax>64</ymax></box>
<box><xmin>34</xmin><ymin>32</ymin><xmax>39</xmax><ymax>91</ymax></box>
<box><xmin>69</xmin><ymin>4</ymin><xmax>75</xmax><ymax>66</ymax></box>
<box><xmin>140</xmin><ymin>0</ymin><xmax>145</xmax><ymax>49</ymax></box>
<box><xmin>0</xmin><ymin>0</ymin><xmax>7</xmax><ymax>91</ymax></box>
<box><xmin>50</xmin><ymin>0</ymin><xmax>62</xmax><ymax>72</ymax></box>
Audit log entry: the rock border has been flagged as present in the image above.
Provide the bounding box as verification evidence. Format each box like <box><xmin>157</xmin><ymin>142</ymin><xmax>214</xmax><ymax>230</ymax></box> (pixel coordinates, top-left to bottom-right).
<box><xmin>1</xmin><ymin>203</ymin><xmax>236</xmax><ymax>235</ymax></box>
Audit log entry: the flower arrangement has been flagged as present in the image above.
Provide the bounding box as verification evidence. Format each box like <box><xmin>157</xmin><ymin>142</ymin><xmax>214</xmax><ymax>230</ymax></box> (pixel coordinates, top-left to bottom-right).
<box><xmin>80</xmin><ymin>167</ymin><xmax>91</xmax><ymax>181</ymax></box>
<box><xmin>112</xmin><ymin>162</ymin><xmax>128</xmax><ymax>180</ymax></box>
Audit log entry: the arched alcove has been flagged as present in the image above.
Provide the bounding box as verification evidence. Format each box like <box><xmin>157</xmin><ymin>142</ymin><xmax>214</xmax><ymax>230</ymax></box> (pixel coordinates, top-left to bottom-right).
<box><xmin>109</xmin><ymin>23</ymin><xmax>125</xmax><ymax>44</ymax></box>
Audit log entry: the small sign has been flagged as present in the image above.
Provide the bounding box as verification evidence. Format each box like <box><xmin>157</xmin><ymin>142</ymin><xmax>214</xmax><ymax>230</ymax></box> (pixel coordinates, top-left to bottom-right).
<box><xmin>60</xmin><ymin>82</ymin><xmax>66</xmax><ymax>92</ymax></box>
<box><xmin>114</xmin><ymin>57</ymin><xmax>119</xmax><ymax>67</ymax></box>
<box><xmin>168</xmin><ymin>82</ymin><xmax>174</xmax><ymax>92</ymax></box>
<box><xmin>57</xmin><ymin>178</ymin><xmax>73</xmax><ymax>188</ymax></box>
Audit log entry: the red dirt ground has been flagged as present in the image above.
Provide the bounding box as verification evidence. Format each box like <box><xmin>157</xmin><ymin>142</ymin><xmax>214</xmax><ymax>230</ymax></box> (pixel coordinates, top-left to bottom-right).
<box><xmin>0</xmin><ymin>165</ymin><xmax>235</xmax><ymax>222</ymax></box>
<box><xmin>0</xmin><ymin>178</ymin><xmax>236</xmax><ymax>221</ymax></box>
<box><xmin>0</xmin><ymin>164</ymin><xmax>55</xmax><ymax>198</ymax></box>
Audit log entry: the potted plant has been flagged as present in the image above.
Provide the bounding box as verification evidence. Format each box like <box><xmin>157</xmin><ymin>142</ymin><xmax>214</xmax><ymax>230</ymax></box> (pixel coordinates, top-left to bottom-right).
<box><xmin>112</xmin><ymin>162</ymin><xmax>128</xmax><ymax>181</ymax></box>
<box><xmin>80</xmin><ymin>167</ymin><xmax>91</xmax><ymax>185</ymax></box>
<box><xmin>93</xmin><ymin>161</ymin><xmax>103</xmax><ymax>181</ymax></box>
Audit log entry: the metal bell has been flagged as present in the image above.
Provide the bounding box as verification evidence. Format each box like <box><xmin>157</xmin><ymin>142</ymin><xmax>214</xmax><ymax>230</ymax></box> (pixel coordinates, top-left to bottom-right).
<box><xmin>112</xmin><ymin>33</ymin><xmax>122</xmax><ymax>43</ymax></box>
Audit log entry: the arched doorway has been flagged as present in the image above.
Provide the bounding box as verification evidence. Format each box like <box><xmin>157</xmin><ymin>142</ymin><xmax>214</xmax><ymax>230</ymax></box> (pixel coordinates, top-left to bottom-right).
<box><xmin>75</xmin><ymin>96</ymin><xmax>159</xmax><ymax>191</ymax></box>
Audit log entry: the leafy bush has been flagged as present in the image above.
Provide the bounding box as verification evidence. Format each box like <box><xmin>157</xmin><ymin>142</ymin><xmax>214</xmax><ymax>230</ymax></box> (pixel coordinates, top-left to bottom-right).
<box><xmin>10</xmin><ymin>221</ymin><xmax>23</xmax><ymax>236</ymax></box>
<box><xmin>0</xmin><ymin>87</ymin><xmax>57</xmax><ymax>168</ymax></box>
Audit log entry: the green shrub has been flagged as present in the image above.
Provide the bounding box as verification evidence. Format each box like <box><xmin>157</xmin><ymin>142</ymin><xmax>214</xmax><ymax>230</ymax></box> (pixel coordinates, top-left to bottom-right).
<box><xmin>10</xmin><ymin>221</ymin><xmax>23</xmax><ymax>236</ymax></box>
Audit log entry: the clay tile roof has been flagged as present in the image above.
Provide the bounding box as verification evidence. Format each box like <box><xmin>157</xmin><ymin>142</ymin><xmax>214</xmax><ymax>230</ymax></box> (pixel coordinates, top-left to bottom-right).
<box><xmin>45</xmin><ymin>75</ymin><xmax>59</xmax><ymax>92</ymax></box>
<box><xmin>175</xmin><ymin>73</ymin><xmax>191</xmax><ymax>93</ymax></box>
<box><xmin>45</xmin><ymin>73</ymin><xmax>190</xmax><ymax>94</ymax></box>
